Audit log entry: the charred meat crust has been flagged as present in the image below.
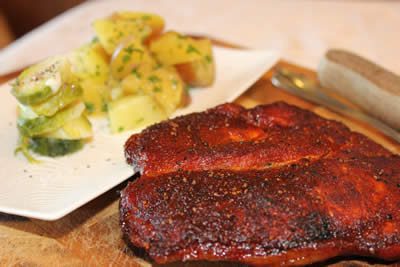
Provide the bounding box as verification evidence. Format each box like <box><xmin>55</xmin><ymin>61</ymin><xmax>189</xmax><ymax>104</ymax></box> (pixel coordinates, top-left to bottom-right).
<box><xmin>121</xmin><ymin>102</ymin><xmax>400</xmax><ymax>265</ymax></box>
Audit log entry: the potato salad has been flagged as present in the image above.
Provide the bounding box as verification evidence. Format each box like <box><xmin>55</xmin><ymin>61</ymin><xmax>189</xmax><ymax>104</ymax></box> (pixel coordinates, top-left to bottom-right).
<box><xmin>12</xmin><ymin>12</ymin><xmax>215</xmax><ymax>160</ymax></box>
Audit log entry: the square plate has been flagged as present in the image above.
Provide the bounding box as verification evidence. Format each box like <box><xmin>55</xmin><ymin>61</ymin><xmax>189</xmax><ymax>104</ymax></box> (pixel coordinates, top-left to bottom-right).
<box><xmin>0</xmin><ymin>46</ymin><xmax>278</xmax><ymax>220</ymax></box>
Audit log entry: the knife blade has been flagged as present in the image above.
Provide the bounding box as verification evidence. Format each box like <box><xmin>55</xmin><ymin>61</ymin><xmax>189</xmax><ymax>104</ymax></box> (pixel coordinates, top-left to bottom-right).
<box><xmin>271</xmin><ymin>68</ymin><xmax>400</xmax><ymax>143</ymax></box>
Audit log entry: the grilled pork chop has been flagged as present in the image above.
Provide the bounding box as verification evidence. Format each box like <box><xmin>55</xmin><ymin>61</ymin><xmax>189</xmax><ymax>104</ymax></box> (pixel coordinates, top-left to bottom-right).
<box><xmin>121</xmin><ymin>102</ymin><xmax>400</xmax><ymax>266</ymax></box>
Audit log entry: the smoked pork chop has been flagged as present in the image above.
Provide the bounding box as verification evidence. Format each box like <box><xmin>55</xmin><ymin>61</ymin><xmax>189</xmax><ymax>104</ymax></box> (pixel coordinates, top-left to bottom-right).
<box><xmin>121</xmin><ymin>102</ymin><xmax>400</xmax><ymax>266</ymax></box>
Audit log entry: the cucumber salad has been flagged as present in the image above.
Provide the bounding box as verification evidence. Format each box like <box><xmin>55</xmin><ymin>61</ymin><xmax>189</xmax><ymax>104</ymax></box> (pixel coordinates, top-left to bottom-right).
<box><xmin>12</xmin><ymin>12</ymin><xmax>215</xmax><ymax>161</ymax></box>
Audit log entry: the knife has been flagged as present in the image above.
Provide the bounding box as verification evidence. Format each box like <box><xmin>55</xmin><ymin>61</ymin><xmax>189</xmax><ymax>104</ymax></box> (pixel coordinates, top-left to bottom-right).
<box><xmin>271</xmin><ymin>68</ymin><xmax>400</xmax><ymax>143</ymax></box>
<box><xmin>318</xmin><ymin>49</ymin><xmax>400</xmax><ymax>130</ymax></box>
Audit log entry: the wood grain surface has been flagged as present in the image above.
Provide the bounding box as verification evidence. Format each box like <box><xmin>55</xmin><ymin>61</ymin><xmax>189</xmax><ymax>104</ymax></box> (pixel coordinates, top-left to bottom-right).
<box><xmin>1</xmin><ymin>60</ymin><xmax>399</xmax><ymax>266</ymax></box>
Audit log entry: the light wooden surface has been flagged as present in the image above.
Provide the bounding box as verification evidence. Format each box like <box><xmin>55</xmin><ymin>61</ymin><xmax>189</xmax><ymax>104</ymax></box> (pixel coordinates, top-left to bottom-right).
<box><xmin>0</xmin><ymin>60</ymin><xmax>399</xmax><ymax>266</ymax></box>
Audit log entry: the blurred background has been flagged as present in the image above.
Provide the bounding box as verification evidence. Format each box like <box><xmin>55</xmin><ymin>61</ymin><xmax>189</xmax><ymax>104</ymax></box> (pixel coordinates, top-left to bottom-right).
<box><xmin>0</xmin><ymin>0</ymin><xmax>85</xmax><ymax>48</ymax></box>
<box><xmin>0</xmin><ymin>0</ymin><xmax>399</xmax><ymax>73</ymax></box>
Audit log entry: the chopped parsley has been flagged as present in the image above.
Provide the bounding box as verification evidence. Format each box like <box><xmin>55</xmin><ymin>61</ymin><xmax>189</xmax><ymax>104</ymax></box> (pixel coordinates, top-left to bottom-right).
<box><xmin>118</xmin><ymin>126</ymin><xmax>124</xmax><ymax>132</ymax></box>
<box><xmin>136</xmin><ymin>117</ymin><xmax>144</xmax><ymax>124</ymax></box>
<box><xmin>148</xmin><ymin>75</ymin><xmax>161</xmax><ymax>83</ymax></box>
<box><xmin>153</xmin><ymin>87</ymin><xmax>162</xmax><ymax>93</ymax></box>
<box><xmin>205</xmin><ymin>55</ymin><xmax>212</xmax><ymax>63</ymax></box>
<box><xmin>122</xmin><ymin>54</ymin><xmax>131</xmax><ymax>63</ymax></box>
<box><xmin>141</xmin><ymin>15</ymin><xmax>151</xmax><ymax>21</ymax></box>
<box><xmin>85</xmin><ymin>102</ymin><xmax>95</xmax><ymax>113</ymax></box>
<box><xmin>186</xmin><ymin>44</ymin><xmax>200</xmax><ymax>55</ymax></box>
<box><xmin>101</xmin><ymin>102</ymin><xmax>108</xmax><ymax>112</ymax></box>
<box><xmin>131</xmin><ymin>68</ymin><xmax>142</xmax><ymax>78</ymax></box>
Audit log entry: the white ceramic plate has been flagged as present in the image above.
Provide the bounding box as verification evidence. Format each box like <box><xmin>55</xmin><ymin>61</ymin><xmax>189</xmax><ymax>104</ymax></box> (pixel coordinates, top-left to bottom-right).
<box><xmin>0</xmin><ymin>46</ymin><xmax>278</xmax><ymax>220</ymax></box>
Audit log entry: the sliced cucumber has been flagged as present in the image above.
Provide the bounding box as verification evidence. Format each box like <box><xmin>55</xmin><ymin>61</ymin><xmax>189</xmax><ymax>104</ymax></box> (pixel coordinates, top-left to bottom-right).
<box><xmin>18</xmin><ymin>102</ymin><xmax>85</xmax><ymax>137</ymax></box>
<box><xmin>27</xmin><ymin>84</ymin><xmax>83</xmax><ymax>117</ymax></box>
<box><xmin>41</xmin><ymin>115</ymin><xmax>92</xmax><ymax>140</ymax></box>
<box><xmin>28</xmin><ymin>137</ymin><xmax>84</xmax><ymax>157</ymax></box>
<box><xmin>12</xmin><ymin>56</ymin><xmax>73</xmax><ymax>105</ymax></box>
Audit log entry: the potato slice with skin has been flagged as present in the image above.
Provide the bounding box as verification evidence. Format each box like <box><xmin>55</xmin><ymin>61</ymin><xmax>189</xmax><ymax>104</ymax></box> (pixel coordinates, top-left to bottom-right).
<box><xmin>108</xmin><ymin>95</ymin><xmax>167</xmax><ymax>133</ymax></box>
<box><xmin>175</xmin><ymin>39</ymin><xmax>215</xmax><ymax>87</ymax></box>
<box><xmin>110</xmin><ymin>37</ymin><xmax>157</xmax><ymax>80</ymax></box>
<box><xmin>93</xmin><ymin>18</ymin><xmax>151</xmax><ymax>55</ymax></box>
<box><xmin>149</xmin><ymin>31</ymin><xmax>204</xmax><ymax>66</ymax></box>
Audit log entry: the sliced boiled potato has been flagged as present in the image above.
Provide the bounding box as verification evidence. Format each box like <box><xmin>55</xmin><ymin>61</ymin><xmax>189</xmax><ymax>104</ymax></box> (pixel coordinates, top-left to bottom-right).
<box><xmin>110</xmin><ymin>37</ymin><xmax>157</xmax><ymax>80</ymax></box>
<box><xmin>108</xmin><ymin>95</ymin><xmax>167</xmax><ymax>133</ymax></box>
<box><xmin>121</xmin><ymin>72</ymin><xmax>143</xmax><ymax>95</ymax></box>
<box><xmin>69</xmin><ymin>42</ymin><xmax>110</xmax><ymax>115</ymax></box>
<box><xmin>149</xmin><ymin>31</ymin><xmax>204</xmax><ymax>66</ymax></box>
<box><xmin>140</xmin><ymin>67</ymin><xmax>186</xmax><ymax>115</ymax></box>
<box><xmin>69</xmin><ymin>42</ymin><xmax>110</xmax><ymax>83</ymax></box>
<box><xmin>111</xmin><ymin>12</ymin><xmax>164</xmax><ymax>40</ymax></box>
<box><xmin>18</xmin><ymin>102</ymin><xmax>85</xmax><ymax>137</ymax></box>
<box><xmin>175</xmin><ymin>39</ymin><xmax>215</xmax><ymax>87</ymax></box>
<box><xmin>41</xmin><ymin>115</ymin><xmax>92</xmax><ymax>140</ymax></box>
<box><xmin>93</xmin><ymin>18</ymin><xmax>151</xmax><ymax>55</ymax></box>
<box><xmin>12</xmin><ymin>56</ymin><xmax>73</xmax><ymax>105</ymax></box>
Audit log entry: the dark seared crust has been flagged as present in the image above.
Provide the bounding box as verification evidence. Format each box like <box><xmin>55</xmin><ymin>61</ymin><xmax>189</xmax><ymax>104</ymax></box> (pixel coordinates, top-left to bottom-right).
<box><xmin>121</xmin><ymin>156</ymin><xmax>400</xmax><ymax>265</ymax></box>
<box><xmin>121</xmin><ymin>102</ymin><xmax>399</xmax><ymax>265</ymax></box>
<box><xmin>124</xmin><ymin>102</ymin><xmax>390</xmax><ymax>177</ymax></box>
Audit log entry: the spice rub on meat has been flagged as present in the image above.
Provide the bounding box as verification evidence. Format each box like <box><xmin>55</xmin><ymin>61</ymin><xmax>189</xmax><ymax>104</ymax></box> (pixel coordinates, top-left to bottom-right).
<box><xmin>121</xmin><ymin>102</ymin><xmax>400</xmax><ymax>266</ymax></box>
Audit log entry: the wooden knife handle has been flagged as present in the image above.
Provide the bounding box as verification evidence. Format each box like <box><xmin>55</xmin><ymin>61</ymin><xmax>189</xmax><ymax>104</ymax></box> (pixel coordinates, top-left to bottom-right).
<box><xmin>317</xmin><ymin>49</ymin><xmax>400</xmax><ymax>130</ymax></box>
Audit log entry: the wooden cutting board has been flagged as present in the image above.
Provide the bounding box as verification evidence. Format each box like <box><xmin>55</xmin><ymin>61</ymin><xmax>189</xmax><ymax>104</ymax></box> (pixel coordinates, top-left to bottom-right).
<box><xmin>1</xmin><ymin>60</ymin><xmax>399</xmax><ymax>267</ymax></box>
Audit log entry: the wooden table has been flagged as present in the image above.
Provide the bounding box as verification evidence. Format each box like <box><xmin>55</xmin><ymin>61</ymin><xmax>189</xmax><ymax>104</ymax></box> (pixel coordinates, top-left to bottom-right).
<box><xmin>0</xmin><ymin>60</ymin><xmax>399</xmax><ymax>266</ymax></box>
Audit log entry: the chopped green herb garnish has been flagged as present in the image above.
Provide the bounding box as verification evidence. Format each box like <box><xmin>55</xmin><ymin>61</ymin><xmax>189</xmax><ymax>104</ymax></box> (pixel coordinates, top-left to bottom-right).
<box><xmin>118</xmin><ymin>126</ymin><xmax>124</xmax><ymax>132</ymax></box>
<box><xmin>117</xmin><ymin>66</ymin><xmax>124</xmax><ymax>73</ymax></box>
<box><xmin>131</xmin><ymin>68</ymin><xmax>142</xmax><ymax>78</ymax></box>
<box><xmin>85</xmin><ymin>102</ymin><xmax>95</xmax><ymax>113</ymax></box>
<box><xmin>91</xmin><ymin>36</ymin><xmax>99</xmax><ymax>43</ymax></box>
<box><xmin>153</xmin><ymin>87</ymin><xmax>162</xmax><ymax>93</ymax></box>
<box><xmin>176</xmin><ymin>33</ymin><xmax>187</xmax><ymax>40</ymax></box>
<box><xmin>148</xmin><ymin>75</ymin><xmax>161</xmax><ymax>83</ymax></box>
<box><xmin>205</xmin><ymin>55</ymin><xmax>212</xmax><ymax>63</ymax></box>
<box><xmin>171</xmin><ymin>79</ymin><xmax>178</xmax><ymax>86</ymax></box>
<box><xmin>186</xmin><ymin>44</ymin><xmax>200</xmax><ymax>55</ymax></box>
<box><xmin>136</xmin><ymin>117</ymin><xmax>144</xmax><ymax>123</ymax></box>
<box><xmin>122</xmin><ymin>54</ymin><xmax>131</xmax><ymax>63</ymax></box>
<box><xmin>101</xmin><ymin>102</ymin><xmax>108</xmax><ymax>112</ymax></box>
<box><xmin>124</xmin><ymin>45</ymin><xmax>134</xmax><ymax>54</ymax></box>
<box><xmin>142</xmin><ymin>15</ymin><xmax>151</xmax><ymax>21</ymax></box>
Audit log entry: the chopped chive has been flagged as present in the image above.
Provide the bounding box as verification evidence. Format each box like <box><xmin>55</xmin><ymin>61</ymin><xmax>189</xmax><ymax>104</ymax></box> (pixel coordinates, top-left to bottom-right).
<box><xmin>85</xmin><ymin>102</ymin><xmax>95</xmax><ymax>113</ymax></box>
<box><xmin>118</xmin><ymin>126</ymin><xmax>124</xmax><ymax>132</ymax></box>
<box><xmin>153</xmin><ymin>87</ymin><xmax>162</xmax><ymax>93</ymax></box>
<box><xmin>176</xmin><ymin>33</ymin><xmax>187</xmax><ymax>40</ymax></box>
<box><xmin>117</xmin><ymin>66</ymin><xmax>124</xmax><ymax>73</ymax></box>
<box><xmin>205</xmin><ymin>55</ymin><xmax>212</xmax><ymax>63</ymax></box>
<box><xmin>122</xmin><ymin>54</ymin><xmax>131</xmax><ymax>63</ymax></box>
<box><xmin>148</xmin><ymin>75</ymin><xmax>161</xmax><ymax>83</ymax></box>
<box><xmin>101</xmin><ymin>102</ymin><xmax>108</xmax><ymax>112</ymax></box>
<box><xmin>136</xmin><ymin>117</ymin><xmax>144</xmax><ymax>123</ymax></box>
<box><xmin>186</xmin><ymin>44</ymin><xmax>200</xmax><ymax>55</ymax></box>
<box><xmin>131</xmin><ymin>68</ymin><xmax>142</xmax><ymax>78</ymax></box>
<box><xmin>142</xmin><ymin>15</ymin><xmax>151</xmax><ymax>20</ymax></box>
